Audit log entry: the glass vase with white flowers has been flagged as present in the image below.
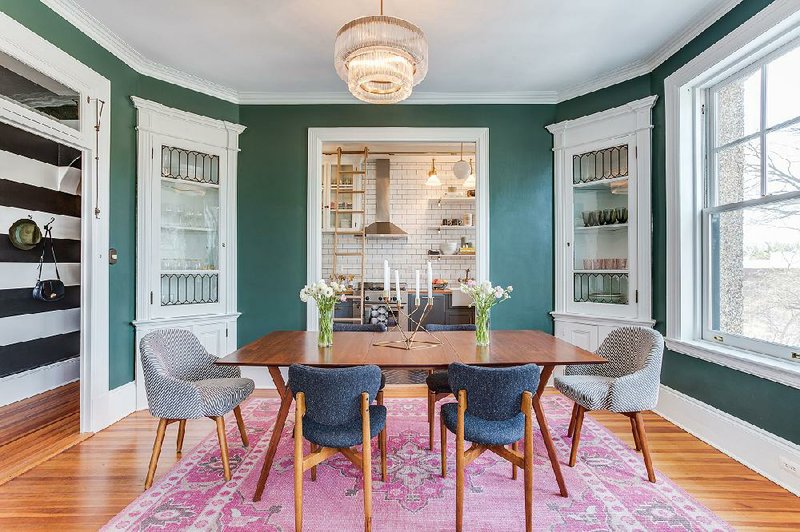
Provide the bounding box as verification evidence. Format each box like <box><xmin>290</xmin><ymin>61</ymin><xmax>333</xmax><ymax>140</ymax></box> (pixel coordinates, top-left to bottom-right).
<box><xmin>460</xmin><ymin>280</ymin><xmax>513</xmax><ymax>346</ymax></box>
<box><xmin>299</xmin><ymin>280</ymin><xmax>347</xmax><ymax>347</ymax></box>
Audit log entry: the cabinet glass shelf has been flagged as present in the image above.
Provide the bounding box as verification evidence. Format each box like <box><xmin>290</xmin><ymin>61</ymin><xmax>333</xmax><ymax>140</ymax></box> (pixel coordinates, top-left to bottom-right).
<box><xmin>571</xmin><ymin>144</ymin><xmax>631</xmax><ymax>306</ymax></box>
<box><xmin>159</xmin><ymin>144</ymin><xmax>221</xmax><ymax>306</ymax></box>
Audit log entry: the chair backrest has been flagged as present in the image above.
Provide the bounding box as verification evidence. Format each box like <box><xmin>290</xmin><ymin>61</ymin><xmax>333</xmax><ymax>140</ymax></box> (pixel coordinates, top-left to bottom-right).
<box><xmin>333</xmin><ymin>322</ymin><xmax>387</xmax><ymax>332</ymax></box>
<box><xmin>288</xmin><ymin>364</ymin><xmax>382</xmax><ymax>426</ymax></box>
<box><xmin>426</xmin><ymin>323</ymin><xmax>476</xmax><ymax>331</ymax></box>
<box><xmin>594</xmin><ymin>327</ymin><xmax>664</xmax><ymax>379</ymax></box>
<box><xmin>140</xmin><ymin>328</ymin><xmax>215</xmax><ymax>382</ymax></box>
<box><xmin>447</xmin><ymin>362</ymin><xmax>541</xmax><ymax>421</ymax></box>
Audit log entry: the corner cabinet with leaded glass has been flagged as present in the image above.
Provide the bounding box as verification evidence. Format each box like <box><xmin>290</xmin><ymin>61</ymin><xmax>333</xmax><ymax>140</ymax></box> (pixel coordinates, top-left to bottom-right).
<box><xmin>131</xmin><ymin>97</ymin><xmax>245</xmax><ymax>410</ymax></box>
<box><xmin>546</xmin><ymin>96</ymin><xmax>657</xmax><ymax>352</ymax></box>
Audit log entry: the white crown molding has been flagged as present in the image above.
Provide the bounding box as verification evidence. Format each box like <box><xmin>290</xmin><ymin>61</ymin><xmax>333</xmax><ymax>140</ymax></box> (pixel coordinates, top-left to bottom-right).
<box><xmin>40</xmin><ymin>0</ymin><xmax>239</xmax><ymax>103</ymax></box>
<box><xmin>556</xmin><ymin>0</ymin><xmax>745</xmax><ymax>102</ymax></box>
<box><xmin>238</xmin><ymin>90</ymin><xmax>559</xmax><ymax>105</ymax></box>
<box><xmin>42</xmin><ymin>0</ymin><xmax>742</xmax><ymax>106</ymax></box>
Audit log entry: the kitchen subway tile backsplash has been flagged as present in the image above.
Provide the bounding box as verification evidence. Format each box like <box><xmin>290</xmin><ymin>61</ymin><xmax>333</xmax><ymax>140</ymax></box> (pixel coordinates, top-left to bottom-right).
<box><xmin>322</xmin><ymin>159</ymin><xmax>476</xmax><ymax>284</ymax></box>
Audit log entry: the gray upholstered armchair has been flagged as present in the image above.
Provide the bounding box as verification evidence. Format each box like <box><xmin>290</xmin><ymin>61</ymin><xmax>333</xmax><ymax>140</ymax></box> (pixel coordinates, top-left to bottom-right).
<box><xmin>554</xmin><ymin>326</ymin><xmax>664</xmax><ymax>482</ymax></box>
<box><xmin>140</xmin><ymin>328</ymin><xmax>254</xmax><ymax>489</ymax></box>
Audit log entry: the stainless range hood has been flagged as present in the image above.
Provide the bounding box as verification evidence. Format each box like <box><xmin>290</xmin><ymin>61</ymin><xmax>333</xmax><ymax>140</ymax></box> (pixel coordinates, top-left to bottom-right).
<box><xmin>364</xmin><ymin>159</ymin><xmax>408</xmax><ymax>238</ymax></box>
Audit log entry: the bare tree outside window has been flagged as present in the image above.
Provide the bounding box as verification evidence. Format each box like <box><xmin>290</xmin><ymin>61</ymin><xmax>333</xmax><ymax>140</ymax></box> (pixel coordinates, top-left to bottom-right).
<box><xmin>708</xmin><ymin>42</ymin><xmax>800</xmax><ymax>355</ymax></box>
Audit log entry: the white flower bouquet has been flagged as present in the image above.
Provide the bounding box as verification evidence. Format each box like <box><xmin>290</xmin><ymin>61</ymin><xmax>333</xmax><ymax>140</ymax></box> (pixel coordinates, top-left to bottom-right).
<box><xmin>460</xmin><ymin>280</ymin><xmax>513</xmax><ymax>345</ymax></box>
<box><xmin>299</xmin><ymin>280</ymin><xmax>347</xmax><ymax>346</ymax></box>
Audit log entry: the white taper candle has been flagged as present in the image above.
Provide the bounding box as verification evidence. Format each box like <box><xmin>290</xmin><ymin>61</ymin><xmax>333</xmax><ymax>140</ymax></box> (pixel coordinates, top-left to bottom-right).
<box><xmin>427</xmin><ymin>261</ymin><xmax>433</xmax><ymax>300</ymax></box>
<box><xmin>395</xmin><ymin>270</ymin><xmax>400</xmax><ymax>304</ymax></box>
<box><xmin>384</xmin><ymin>260</ymin><xmax>390</xmax><ymax>294</ymax></box>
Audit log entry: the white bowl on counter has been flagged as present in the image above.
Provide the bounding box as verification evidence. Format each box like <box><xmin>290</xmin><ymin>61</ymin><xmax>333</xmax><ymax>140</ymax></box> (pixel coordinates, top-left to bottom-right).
<box><xmin>439</xmin><ymin>241</ymin><xmax>460</xmax><ymax>255</ymax></box>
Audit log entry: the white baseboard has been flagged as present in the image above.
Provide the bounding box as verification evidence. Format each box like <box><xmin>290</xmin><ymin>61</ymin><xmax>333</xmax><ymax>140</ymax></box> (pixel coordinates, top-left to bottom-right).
<box><xmin>242</xmin><ymin>366</ymin><xmax>285</xmax><ymax>389</ymax></box>
<box><xmin>92</xmin><ymin>381</ymin><xmax>136</xmax><ymax>431</ymax></box>
<box><xmin>0</xmin><ymin>357</ymin><xmax>80</xmax><ymax>407</ymax></box>
<box><xmin>654</xmin><ymin>384</ymin><xmax>800</xmax><ymax>496</ymax></box>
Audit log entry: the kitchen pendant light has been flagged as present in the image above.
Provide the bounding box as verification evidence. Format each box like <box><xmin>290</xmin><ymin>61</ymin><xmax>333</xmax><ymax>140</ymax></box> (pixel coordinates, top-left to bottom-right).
<box><xmin>425</xmin><ymin>158</ymin><xmax>441</xmax><ymax>187</ymax></box>
<box><xmin>463</xmin><ymin>158</ymin><xmax>476</xmax><ymax>189</ymax></box>
<box><xmin>453</xmin><ymin>142</ymin><xmax>471</xmax><ymax>180</ymax></box>
<box><xmin>334</xmin><ymin>0</ymin><xmax>428</xmax><ymax>104</ymax></box>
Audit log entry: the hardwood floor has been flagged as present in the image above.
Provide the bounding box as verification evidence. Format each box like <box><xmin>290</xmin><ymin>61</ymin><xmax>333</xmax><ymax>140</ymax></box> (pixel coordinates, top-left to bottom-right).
<box><xmin>0</xmin><ymin>386</ymin><xmax>797</xmax><ymax>530</ymax></box>
<box><xmin>0</xmin><ymin>382</ymin><xmax>88</xmax><ymax>485</ymax></box>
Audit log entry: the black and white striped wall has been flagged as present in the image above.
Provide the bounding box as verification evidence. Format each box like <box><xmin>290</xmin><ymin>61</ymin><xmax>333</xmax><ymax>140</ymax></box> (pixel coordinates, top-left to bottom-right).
<box><xmin>0</xmin><ymin>122</ymin><xmax>82</xmax><ymax>406</ymax></box>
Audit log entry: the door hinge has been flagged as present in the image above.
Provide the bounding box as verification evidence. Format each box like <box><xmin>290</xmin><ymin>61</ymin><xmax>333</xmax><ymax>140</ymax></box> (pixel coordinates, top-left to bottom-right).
<box><xmin>225</xmin><ymin>327</ymin><xmax>229</xmax><ymax>338</ymax></box>
<box><xmin>150</xmin><ymin>291</ymin><xmax>153</xmax><ymax>304</ymax></box>
<box><xmin>151</xmin><ymin>147</ymin><xmax>154</xmax><ymax>159</ymax></box>
<box><xmin>635</xmin><ymin>290</ymin><xmax>639</xmax><ymax>303</ymax></box>
<box><xmin>701</xmin><ymin>103</ymin><xmax>706</xmax><ymax>115</ymax></box>
<box><xmin>635</xmin><ymin>145</ymin><xmax>638</xmax><ymax>159</ymax></box>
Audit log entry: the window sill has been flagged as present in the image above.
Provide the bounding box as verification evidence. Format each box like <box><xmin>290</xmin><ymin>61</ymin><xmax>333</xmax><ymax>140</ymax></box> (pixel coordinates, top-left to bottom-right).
<box><xmin>666</xmin><ymin>338</ymin><xmax>800</xmax><ymax>390</ymax></box>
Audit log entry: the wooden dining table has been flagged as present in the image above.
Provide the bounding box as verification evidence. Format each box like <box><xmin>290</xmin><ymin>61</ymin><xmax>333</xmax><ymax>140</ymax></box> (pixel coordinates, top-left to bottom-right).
<box><xmin>216</xmin><ymin>329</ymin><xmax>604</xmax><ymax>502</ymax></box>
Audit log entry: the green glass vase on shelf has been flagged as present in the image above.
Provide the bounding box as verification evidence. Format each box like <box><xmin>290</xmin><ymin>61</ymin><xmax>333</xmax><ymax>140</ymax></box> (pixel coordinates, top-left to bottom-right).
<box><xmin>459</xmin><ymin>281</ymin><xmax>513</xmax><ymax>347</ymax></box>
<box><xmin>299</xmin><ymin>280</ymin><xmax>346</xmax><ymax>348</ymax></box>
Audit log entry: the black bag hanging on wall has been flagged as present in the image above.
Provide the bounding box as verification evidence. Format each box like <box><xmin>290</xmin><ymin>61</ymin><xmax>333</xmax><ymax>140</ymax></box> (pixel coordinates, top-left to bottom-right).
<box><xmin>33</xmin><ymin>224</ymin><xmax>65</xmax><ymax>302</ymax></box>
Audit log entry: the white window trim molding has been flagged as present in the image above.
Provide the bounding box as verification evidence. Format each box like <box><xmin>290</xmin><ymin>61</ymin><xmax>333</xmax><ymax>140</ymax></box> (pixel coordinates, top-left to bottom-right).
<box><xmin>665</xmin><ymin>0</ymin><xmax>800</xmax><ymax>390</ymax></box>
<box><xmin>307</xmin><ymin>127</ymin><xmax>489</xmax><ymax>330</ymax></box>
<box><xmin>0</xmin><ymin>12</ymin><xmax>114</xmax><ymax>431</ymax></box>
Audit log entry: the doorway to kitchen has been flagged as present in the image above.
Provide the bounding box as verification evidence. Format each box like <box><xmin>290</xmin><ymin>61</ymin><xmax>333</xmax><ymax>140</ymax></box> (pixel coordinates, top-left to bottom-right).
<box><xmin>307</xmin><ymin>128</ymin><xmax>489</xmax><ymax>382</ymax></box>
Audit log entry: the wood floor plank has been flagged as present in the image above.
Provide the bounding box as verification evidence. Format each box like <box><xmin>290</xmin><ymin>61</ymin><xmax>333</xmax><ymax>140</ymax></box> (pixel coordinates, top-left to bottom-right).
<box><xmin>0</xmin><ymin>387</ymin><xmax>797</xmax><ymax>530</ymax></box>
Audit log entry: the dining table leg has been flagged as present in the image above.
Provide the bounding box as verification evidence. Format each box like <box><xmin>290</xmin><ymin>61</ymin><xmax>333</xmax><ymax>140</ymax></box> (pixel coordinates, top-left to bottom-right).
<box><xmin>253</xmin><ymin>366</ymin><xmax>293</xmax><ymax>502</ymax></box>
<box><xmin>535</xmin><ymin>365</ymin><xmax>568</xmax><ymax>497</ymax></box>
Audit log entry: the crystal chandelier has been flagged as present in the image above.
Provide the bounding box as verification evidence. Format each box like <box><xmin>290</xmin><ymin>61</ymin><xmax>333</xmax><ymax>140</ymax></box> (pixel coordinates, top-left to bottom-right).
<box><xmin>334</xmin><ymin>0</ymin><xmax>428</xmax><ymax>104</ymax></box>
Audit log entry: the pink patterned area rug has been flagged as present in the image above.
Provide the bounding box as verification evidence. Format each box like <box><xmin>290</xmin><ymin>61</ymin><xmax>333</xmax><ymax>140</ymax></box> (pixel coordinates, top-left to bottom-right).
<box><xmin>104</xmin><ymin>396</ymin><xmax>731</xmax><ymax>531</ymax></box>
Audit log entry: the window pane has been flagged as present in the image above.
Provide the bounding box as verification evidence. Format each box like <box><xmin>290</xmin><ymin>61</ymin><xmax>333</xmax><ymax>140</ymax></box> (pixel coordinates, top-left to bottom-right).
<box><xmin>766</xmin><ymin>125</ymin><xmax>800</xmax><ymax>195</ymax></box>
<box><xmin>766</xmin><ymin>45</ymin><xmax>800</xmax><ymax>128</ymax></box>
<box><xmin>710</xmin><ymin>197</ymin><xmax>800</xmax><ymax>348</ymax></box>
<box><xmin>715</xmin><ymin>69</ymin><xmax>760</xmax><ymax>146</ymax></box>
<box><xmin>0</xmin><ymin>50</ymin><xmax>79</xmax><ymax>130</ymax></box>
<box><xmin>715</xmin><ymin>138</ymin><xmax>761</xmax><ymax>205</ymax></box>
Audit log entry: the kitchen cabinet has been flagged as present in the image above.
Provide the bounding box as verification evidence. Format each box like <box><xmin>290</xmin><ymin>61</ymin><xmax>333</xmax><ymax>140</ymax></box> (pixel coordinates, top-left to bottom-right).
<box><xmin>406</xmin><ymin>293</ymin><xmax>474</xmax><ymax>329</ymax></box>
<box><xmin>322</xmin><ymin>156</ymin><xmax>365</xmax><ymax>232</ymax></box>
<box><xmin>132</xmin><ymin>97</ymin><xmax>245</xmax><ymax>410</ymax></box>
<box><xmin>547</xmin><ymin>96</ymin><xmax>657</xmax><ymax>346</ymax></box>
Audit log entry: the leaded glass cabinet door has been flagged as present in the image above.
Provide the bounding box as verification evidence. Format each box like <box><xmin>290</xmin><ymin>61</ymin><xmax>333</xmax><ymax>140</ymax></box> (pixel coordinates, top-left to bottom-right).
<box><xmin>152</xmin><ymin>136</ymin><xmax>227</xmax><ymax>317</ymax></box>
<box><xmin>566</xmin><ymin>136</ymin><xmax>638</xmax><ymax>318</ymax></box>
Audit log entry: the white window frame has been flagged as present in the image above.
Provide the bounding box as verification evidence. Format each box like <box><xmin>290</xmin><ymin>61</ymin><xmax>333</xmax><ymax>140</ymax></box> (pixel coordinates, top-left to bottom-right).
<box><xmin>665</xmin><ymin>0</ymin><xmax>800</xmax><ymax>389</ymax></box>
<box><xmin>702</xmin><ymin>38</ymin><xmax>800</xmax><ymax>359</ymax></box>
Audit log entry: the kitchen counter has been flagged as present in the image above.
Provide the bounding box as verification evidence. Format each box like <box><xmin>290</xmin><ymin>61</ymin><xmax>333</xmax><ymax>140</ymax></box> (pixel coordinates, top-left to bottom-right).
<box><xmin>407</xmin><ymin>288</ymin><xmax>453</xmax><ymax>294</ymax></box>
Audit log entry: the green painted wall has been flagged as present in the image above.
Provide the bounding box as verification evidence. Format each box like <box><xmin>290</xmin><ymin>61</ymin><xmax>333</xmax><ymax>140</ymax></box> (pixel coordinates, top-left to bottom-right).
<box><xmin>0</xmin><ymin>1</ymin><xmax>238</xmax><ymax>388</ymax></box>
<box><xmin>237</xmin><ymin>105</ymin><xmax>557</xmax><ymax>345</ymax></box>
<box><xmin>557</xmin><ymin>0</ymin><xmax>800</xmax><ymax>444</ymax></box>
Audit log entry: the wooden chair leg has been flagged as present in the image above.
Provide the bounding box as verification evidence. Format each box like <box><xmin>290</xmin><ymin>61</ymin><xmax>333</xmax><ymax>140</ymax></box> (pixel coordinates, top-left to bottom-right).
<box><xmin>427</xmin><ymin>390</ymin><xmax>435</xmax><ymax>451</ymax></box>
<box><xmin>176</xmin><ymin>420</ymin><xmax>186</xmax><ymax>454</ymax></box>
<box><xmin>440</xmin><ymin>410</ymin><xmax>447</xmax><ymax>478</ymax></box>
<box><xmin>630</xmin><ymin>416</ymin><xmax>641</xmax><ymax>451</ymax></box>
<box><xmin>361</xmin><ymin>393</ymin><xmax>373</xmax><ymax>532</ymax></box>
<box><xmin>633</xmin><ymin>412</ymin><xmax>656</xmax><ymax>482</ymax></box>
<box><xmin>214</xmin><ymin>416</ymin><xmax>232</xmax><ymax>481</ymax></box>
<box><xmin>455</xmin><ymin>390</ymin><xmax>466</xmax><ymax>532</ymax></box>
<box><xmin>310</xmin><ymin>444</ymin><xmax>318</xmax><ymax>481</ymax></box>
<box><xmin>377</xmin><ymin>389</ymin><xmax>387</xmax><ymax>481</ymax></box>
<box><xmin>511</xmin><ymin>441</ymin><xmax>518</xmax><ymax>480</ymax></box>
<box><xmin>568</xmin><ymin>406</ymin><xmax>585</xmax><ymax>467</ymax></box>
<box><xmin>144</xmin><ymin>418</ymin><xmax>168</xmax><ymax>490</ymax></box>
<box><xmin>522</xmin><ymin>392</ymin><xmax>534</xmax><ymax>532</ymax></box>
<box><xmin>567</xmin><ymin>403</ymin><xmax>578</xmax><ymax>437</ymax></box>
<box><xmin>294</xmin><ymin>393</ymin><xmax>305</xmax><ymax>532</ymax></box>
<box><xmin>233</xmin><ymin>405</ymin><xmax>249</xmax><ymax>447</ymax></box>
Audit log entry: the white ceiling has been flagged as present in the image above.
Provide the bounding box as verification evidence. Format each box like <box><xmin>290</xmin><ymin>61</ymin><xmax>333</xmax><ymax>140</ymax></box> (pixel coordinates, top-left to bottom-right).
<box><xmin>56</xmin><ymin>0</ymin><xmax>740</xmax><ymax>103</ymax></box>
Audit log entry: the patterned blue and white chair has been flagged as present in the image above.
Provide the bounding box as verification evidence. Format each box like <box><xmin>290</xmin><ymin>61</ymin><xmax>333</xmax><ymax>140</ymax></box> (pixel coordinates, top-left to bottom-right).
<box><xmin>554</xmin><ymin>326</ymin><xmax>664</xmax><ymax>483</ymax></box>
<box><xmin>288</xmin><ymin>364</ymin><xmax>387</xmax><ymax>532</ymax></box>
<box><xmin>440</xmin><ymin>362</ymin><xmax>542</xmax><ymax>532</ymax></box>
<box><xmin>424</xmin><ymin>324</ymin><xmax>476</xmax><ymax>450</ymax></box>
<box><xmin>139</xmin><ymin>329</ymin><xmax>254</xmax><ymax>489</ymax></box>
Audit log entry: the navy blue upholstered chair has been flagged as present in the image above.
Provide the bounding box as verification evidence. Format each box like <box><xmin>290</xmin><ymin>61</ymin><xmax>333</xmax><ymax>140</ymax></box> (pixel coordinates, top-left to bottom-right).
<box><xmin>424</xmin><ymin>324</ymin><xmax>476</xmax><ymax>450</ymax></box>
<box><xmin>440</xmin><ymin>362</ymin><xmax>541</xmax><ymax>532</ymax></box>
<box><xmin>332</xmin><ymin>322</ymin><xmax>388</xmax><ymax>391</ymax></box>
<box><xmin>332</xmin><ymin>322</ymin><xmax>387</xmax><ymax>332</ymax></box>
<box><xmin>288</xmin><ymin>364</ymin><xmax>387</xmax><ymax>532</ymax></box>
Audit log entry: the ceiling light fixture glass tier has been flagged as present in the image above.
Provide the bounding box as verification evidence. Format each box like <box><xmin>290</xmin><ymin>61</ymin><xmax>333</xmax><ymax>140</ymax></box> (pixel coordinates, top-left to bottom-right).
<box><xmin>334</xmin><ymin>11</ymin><xmax>428</xmax><ymax>104</ymax></box>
